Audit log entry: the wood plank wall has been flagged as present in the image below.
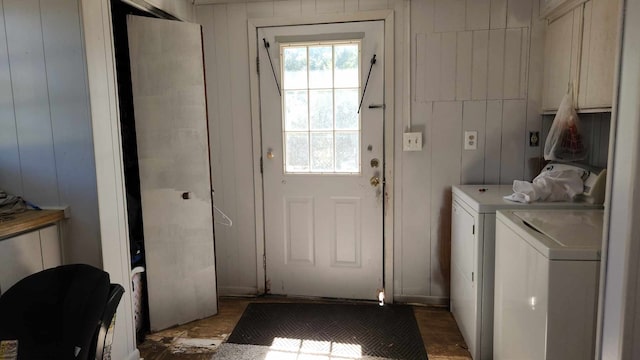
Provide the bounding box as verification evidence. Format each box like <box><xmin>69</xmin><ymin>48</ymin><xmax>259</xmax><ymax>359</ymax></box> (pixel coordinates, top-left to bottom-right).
<box><xmin>196</xmin><ymin>0</ymin><xmax>408</xmax><ymax>297</ymax></box>
<box><xmin>0</xmin><ymin>0</ymin><xmax>100</xmax><ymax>266</ymax></box>
<box><xmin>402</xmin><ymin>0</ymin><xmax>545</xmax><ymax>300</ymax></box>
<box><xmin>195</xmin><ymin>0</ymin><xmax>601</xmax><ymax>302</ymax></box>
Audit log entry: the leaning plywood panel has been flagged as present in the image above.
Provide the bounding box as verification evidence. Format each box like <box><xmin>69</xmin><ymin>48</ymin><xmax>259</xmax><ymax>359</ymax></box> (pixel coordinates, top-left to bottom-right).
<box><xmin>127</xmin><ymin>15</ymin><xmax>217</xmax><ymax>331</ymax></box>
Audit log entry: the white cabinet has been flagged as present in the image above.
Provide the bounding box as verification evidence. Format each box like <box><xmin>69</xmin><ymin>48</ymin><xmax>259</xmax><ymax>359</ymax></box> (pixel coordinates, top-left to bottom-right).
<box><xmin>542</xmin><ymin>7</ymin><xmax>582</xmax><ymax>111</ymax></box>
<box><xmin>541</xmin><ymin>0</ymin><xmax>620</xmax><ymax>112</ymax></box>
<box><xmin>577</xmin><ymin>0</ymin><xmax>620</xmax><ymax>109</ymax></box>
<box><xmin>0</xmin><ymin>224</ymin><xmax>61</xmax><ymax>294</ymax></box>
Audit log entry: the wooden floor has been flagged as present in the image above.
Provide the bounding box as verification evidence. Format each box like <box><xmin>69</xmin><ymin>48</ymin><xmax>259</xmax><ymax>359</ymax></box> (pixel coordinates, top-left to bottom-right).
<box><xmin>138</xmin><ymin>296</ymin><xmax>471</xmax><ymax>360</ymax></box>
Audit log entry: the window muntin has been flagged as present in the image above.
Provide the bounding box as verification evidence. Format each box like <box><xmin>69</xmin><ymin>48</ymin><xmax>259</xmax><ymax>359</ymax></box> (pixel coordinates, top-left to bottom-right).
<box><xmin>281</xmin><ymin>41</ymin><xmax>361</xmax><ymax>174</ymax></box>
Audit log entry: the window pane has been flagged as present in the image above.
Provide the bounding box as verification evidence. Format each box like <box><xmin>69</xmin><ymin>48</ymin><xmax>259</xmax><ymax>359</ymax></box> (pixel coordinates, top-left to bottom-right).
<box><xmin>284</xmin><ymin>90</ymin><xmax>308</xmax><ymax>131</ymax></box>
<box><xmin>335</xmin><ymin>132</ymin><xmax>359</xmax><ymax>172</ymax></box>
<box><xmin>310</xmin><ymin>132</ymin><xmax>334</xmax><ymax>172</ymax></box>
<box><xmin>309</xmin><ymin>46</ymin><xmax>333</xmax><ymax>89</ymax></box>
<box><xmin>334</xmin><ymin>44</ymin><xmax>359</xmax><ymax>88</ymax></box>
<box><xmin>285</xmin><ymin>133</ymin><xmax>309</xmax><ymax>172</ymax></box>
<box><xmin>335</xmin><ymin>89</ymin><xmax>359</xmax><ymax>130</ymax></box>
<box><xmin>309</xmin><ymin>90</ymin><xmax>333</xmax><ymax>130</ymax></box>
<box><xmin>283</xmin><ymin>47</ymin><xmax>307</xmax><ymax>89</ymax></box>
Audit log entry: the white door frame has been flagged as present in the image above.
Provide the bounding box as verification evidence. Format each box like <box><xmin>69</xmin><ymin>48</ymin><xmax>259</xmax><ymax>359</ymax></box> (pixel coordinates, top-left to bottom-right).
<box><xmin>247</xmin><ymin>10</ymin><xmax>395</xmax><ymax>302</ymax></box>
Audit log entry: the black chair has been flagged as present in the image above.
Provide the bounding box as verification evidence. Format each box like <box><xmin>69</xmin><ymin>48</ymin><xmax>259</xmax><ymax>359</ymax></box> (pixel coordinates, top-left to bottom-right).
<box><xmin>0</xmin><ymin>264</ymin><xmax>124</xmax><ymax>360</ymax></box>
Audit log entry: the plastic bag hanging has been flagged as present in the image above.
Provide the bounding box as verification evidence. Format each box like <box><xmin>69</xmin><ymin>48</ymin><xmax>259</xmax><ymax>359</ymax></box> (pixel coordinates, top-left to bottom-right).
<box><xmin>543</xmin><ymin>87</ymin><xmax>587</xmax><ymax>161</ymax></box>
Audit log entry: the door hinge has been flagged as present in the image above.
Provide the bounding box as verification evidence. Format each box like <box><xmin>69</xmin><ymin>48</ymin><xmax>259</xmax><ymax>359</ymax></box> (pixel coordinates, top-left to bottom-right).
<box><xmin>472</xmin><ymin>224</ymin><xmax>475</xmax><ymax>235</ymax></box>
<box><xmin>256</xmin><ymin>56</ymin><xmax>260</xmax><ymax>74</ymax></box>
<box><xmin>260</xmin><ymin>157</ymin><xmax>264</xmax><ymax>174</ymax></box>
<box><xmin>472</xmin><ymin>272</ymin><xmax>474</xmax><ymax>282</ymax></box>
<box><xmin>263</xmin><ymin>254</ymin><xmax>266</xmax><ymax>269</ymax></box>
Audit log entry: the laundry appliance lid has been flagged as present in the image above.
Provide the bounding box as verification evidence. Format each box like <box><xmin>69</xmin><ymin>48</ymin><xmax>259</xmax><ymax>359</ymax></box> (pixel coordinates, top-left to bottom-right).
<box><xmin>498</xmin><ymin>209</ymin><xmax>604</xmax><ymax>260</ymax></box>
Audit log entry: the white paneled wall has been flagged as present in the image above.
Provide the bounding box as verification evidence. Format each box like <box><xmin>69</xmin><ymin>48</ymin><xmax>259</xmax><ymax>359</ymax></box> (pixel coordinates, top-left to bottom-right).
<box><xmin>0</xmin><ymin>0</ymin><xmax>101</xmax><ymax>266</ymax></box>
<box><xmin>408</xmin><ymin>0</ymin><xmax>544</xmax><ymax>301</ymax></box>
<box><xmin>197</xmin><ymin>0</ymin><xmax>544</xmax><ymax>302</ymax></box>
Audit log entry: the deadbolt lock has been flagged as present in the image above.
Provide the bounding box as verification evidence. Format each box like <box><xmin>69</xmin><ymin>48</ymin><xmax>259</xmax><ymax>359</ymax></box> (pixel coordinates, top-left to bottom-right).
<box><xmin>370</xmin><ymin>158</ymin><xmax>380</xmax><ymax>168</ymax></box>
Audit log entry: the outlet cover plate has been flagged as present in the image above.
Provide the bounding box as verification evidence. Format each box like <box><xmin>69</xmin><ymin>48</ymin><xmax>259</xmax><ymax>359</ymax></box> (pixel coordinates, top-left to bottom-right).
<box><xmin>464</xmin><ymin>130</ymin><xmax>478</xmax><ymax>150</ymax></box>
<box><xmin>403</xmin><ymin>132</ymin><xmax>422</xmax><ymax>151</ymax></box>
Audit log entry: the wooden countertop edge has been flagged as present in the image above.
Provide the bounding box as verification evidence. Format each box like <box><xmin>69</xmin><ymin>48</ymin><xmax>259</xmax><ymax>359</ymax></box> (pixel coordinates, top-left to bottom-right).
<box><xmin>0</xmin><ymin>210</ymin><xmax>65</xmax><ymax>239</ymax></box>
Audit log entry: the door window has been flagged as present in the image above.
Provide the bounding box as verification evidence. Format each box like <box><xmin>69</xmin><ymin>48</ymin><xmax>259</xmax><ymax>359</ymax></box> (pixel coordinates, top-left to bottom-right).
<box><xmin>281</xmin><ymin>41</ymin><xmax>361</xmax><ymax>174</ymax></box>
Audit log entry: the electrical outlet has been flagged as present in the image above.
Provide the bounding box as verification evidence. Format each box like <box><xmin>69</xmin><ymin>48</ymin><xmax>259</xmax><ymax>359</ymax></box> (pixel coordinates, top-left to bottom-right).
<box><xmin>403</xmin><ymin>132</ymin><xmax>422</xmax><ymax>151</ymax></box>
<box><xmin>529</xmin><ymin>131</ymin><xmax>540</xmax><ymax>147</ymax></box>
<box><xmin>464</xmin><ymin>131</ymin><xmax>478</xmax><ymax>150</ymax></box>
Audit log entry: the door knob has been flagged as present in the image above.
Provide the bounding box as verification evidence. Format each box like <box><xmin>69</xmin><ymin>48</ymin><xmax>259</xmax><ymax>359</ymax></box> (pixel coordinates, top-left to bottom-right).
<box><xmin>370</xmin><ymin>176</ymin><xmax>380</xmax><ymax>187</ymax></box>
<box><xmin>267</xmin><ymin>150</ymin><xmax>275</xmax><ymax>159</ymax></box>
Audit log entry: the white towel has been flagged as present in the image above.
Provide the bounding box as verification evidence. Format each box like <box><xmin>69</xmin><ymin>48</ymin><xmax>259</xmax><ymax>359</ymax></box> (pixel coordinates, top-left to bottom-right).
<box><xmin>504</xmin><ymin>169</ymin><xmax>584</xmax><ymax>203</ymax></box>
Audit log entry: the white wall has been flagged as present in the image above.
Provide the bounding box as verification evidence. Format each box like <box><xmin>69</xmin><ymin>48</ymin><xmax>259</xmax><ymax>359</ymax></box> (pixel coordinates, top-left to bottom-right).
<box><xmin>599</xmin><ymin>0</ymin><xmax>640</xmax><ymax>358</ymax></box>
<box><xmin>196</xmin><ymin>0</ymin><xmax>544</xmax><ymax>302</ymax></box>
<box><xmin>402</xmin><ymin>0</ymin><xmax>544</xmax><ymax>302</ymax></box>
<box><xmin>0</xmin><ymin>0</ymin><xmax>101</xmax><ymax>266</ymax></box>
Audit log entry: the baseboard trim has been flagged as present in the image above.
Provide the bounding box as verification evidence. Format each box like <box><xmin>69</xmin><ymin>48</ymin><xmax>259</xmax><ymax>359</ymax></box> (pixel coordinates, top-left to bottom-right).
<box><xmin>218</xmin><ymin>286</ymin><xmax>259</xmax><ymax>296</ymax></box>
<box><xmin>393</xmin><ymin>294</ymin><xmax>449</xmax><ymax>307</ymax></box>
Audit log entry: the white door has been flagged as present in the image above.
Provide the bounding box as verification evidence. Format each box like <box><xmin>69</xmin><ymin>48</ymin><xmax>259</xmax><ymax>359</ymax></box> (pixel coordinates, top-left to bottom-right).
<box><xmin>127</xmin><ymin>15</ymin><xmax>217</xmax><ymax>331</ymax></box>
<box><xmin>259</xmin><ymin>21</ymin><xmax>385</xmax><ymax>300</ymax></box>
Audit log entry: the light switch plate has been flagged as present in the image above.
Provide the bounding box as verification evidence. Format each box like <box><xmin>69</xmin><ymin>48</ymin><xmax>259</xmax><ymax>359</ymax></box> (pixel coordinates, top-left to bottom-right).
<box><xmin>464</xmin><ymin>130</ymin><xmax>478</xmax><ymax>150</ymax></box>
<box><xmin>403</xmin><ymin>132</ymin><xmax>422</xmax><ymax>151</ymax></box>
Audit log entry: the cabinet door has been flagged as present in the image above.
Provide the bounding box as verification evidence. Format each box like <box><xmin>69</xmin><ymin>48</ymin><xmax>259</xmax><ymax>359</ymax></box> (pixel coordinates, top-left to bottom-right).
<box><xmin>577</xmin><ymin>0</ymin><xmax>620</xmax><ymax>109</ymax></box>
<box><xmin>0</xmin><ymin>232</ymin><xmax>43</xmax><ymax>294</ymax></box>
<box><xmin>39</xmin><ymin>224</ymin><xmax>61</xmax><ymax>269</ymax></box>
<box><xmin>451</xmin><ymin>201</ymin><xmax>478</xmax><ymax>358</ymax></box>
<box><xmin>542</xmin><ymin>7</ymin><xmax>583</xmax><ymax>111</ymax></box>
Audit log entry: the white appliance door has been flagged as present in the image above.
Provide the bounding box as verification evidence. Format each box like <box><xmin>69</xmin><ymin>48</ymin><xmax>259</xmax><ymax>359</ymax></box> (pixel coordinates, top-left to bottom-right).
<box><xmin>260</xmin><ymin>21</ymin><xmax>384</xmax><ymax>300</ymax></box>
<box><xmin>127</xmin><ymin>15</ymin><xmax>217</xmax><ymax>331</ymax></box>
<box><xmin>451</xmin><ymin>201</ymin><xmax>478</xmax><ymax>358</ymax></box>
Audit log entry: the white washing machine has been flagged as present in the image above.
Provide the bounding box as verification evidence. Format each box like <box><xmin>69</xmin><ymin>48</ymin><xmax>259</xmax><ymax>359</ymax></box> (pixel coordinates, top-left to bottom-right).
<box><xmin>493</xmin><ymin>209</ymin><xmax>603</xmax><ymax>359</ymax></box>
<box><xmin>450</xmin><ymin>163</ymin><xmax>606</xmax><ymax>359</ymax></box>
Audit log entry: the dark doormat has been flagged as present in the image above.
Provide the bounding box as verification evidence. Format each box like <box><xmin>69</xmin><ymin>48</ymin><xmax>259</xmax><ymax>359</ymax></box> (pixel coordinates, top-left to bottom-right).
<box><xmin>226</xmin><ymin>302</ymin><xmax>428</xmax><ymax>360</ymax></box>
